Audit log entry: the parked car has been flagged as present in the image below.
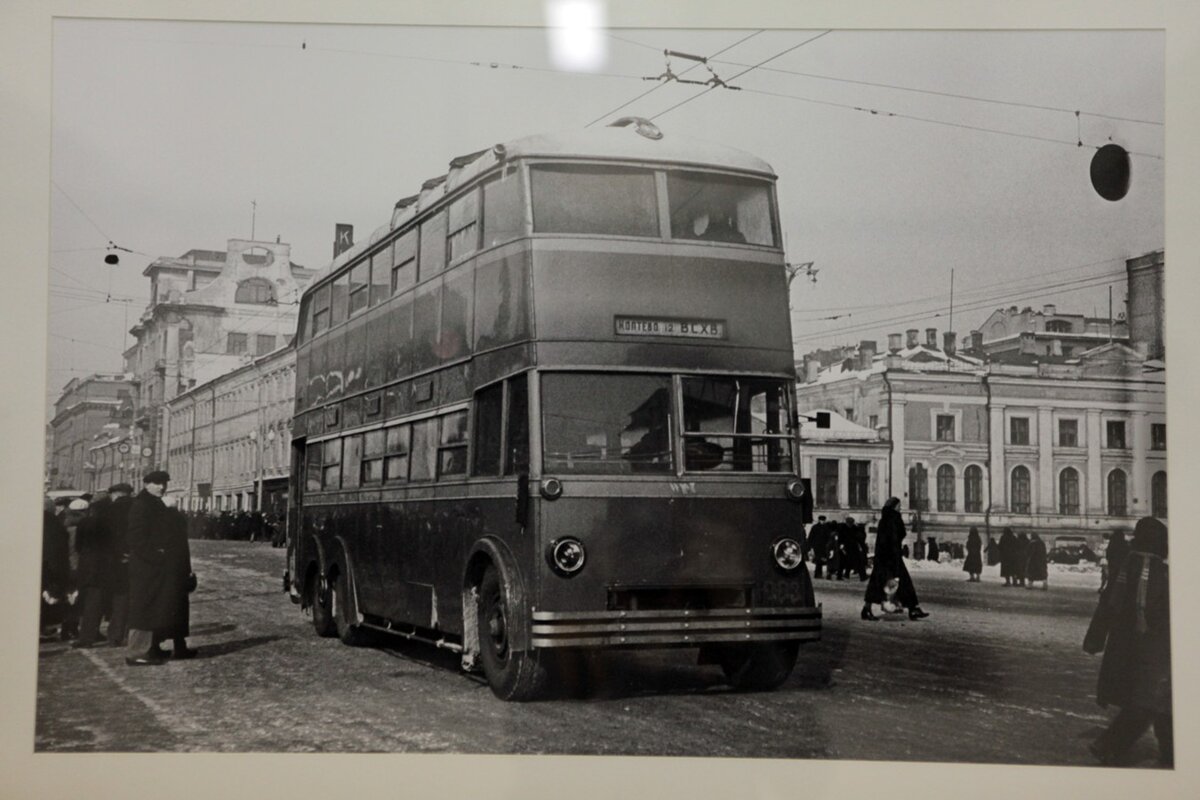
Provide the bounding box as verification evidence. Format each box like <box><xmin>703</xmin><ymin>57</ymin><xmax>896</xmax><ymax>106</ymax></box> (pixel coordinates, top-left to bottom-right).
<box><xmin>1048</xmin><ymin>536</ymin><xmax>1099</xmax><ymax>565</ymax></box>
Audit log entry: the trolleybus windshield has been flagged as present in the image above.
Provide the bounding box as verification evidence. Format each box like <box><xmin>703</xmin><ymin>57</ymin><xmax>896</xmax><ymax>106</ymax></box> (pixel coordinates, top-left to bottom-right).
<box><xmin>541</xmin><ymin>372</ymin><xmax>795</xmax><ymax>476</ymax></box>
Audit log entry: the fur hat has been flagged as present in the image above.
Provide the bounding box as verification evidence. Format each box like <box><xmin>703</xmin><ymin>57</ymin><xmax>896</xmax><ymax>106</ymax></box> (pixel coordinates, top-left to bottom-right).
<box><xmin>142</xmin><ymin>470</ymin><xmax>170</xmax><ymax>485</ymax></box>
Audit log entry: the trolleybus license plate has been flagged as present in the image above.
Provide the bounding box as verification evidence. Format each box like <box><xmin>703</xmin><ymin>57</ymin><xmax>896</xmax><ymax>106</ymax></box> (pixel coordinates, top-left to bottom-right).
<box><xmin>614</xmin><ymin>316</ymin><xmax>726</xmax><ymax>339</ymax></box>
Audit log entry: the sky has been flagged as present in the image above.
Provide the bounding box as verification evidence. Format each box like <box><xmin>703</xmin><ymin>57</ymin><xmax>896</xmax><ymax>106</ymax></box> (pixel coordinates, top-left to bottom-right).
<box><xmin>46</xmin><ymin>19</ymin><xmax>1164</xmax><ymax>410</ymax></box>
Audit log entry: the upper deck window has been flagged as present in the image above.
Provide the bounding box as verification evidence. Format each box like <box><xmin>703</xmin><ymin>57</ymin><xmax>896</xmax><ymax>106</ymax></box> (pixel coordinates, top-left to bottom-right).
<box><xmin>447</xmin><ymin>190</ymin><xmax>479</xmax><ymax>263</ymax></box>
<box><xmin>667</xmin><ymin>171</ymin><xmax>777</xmax><ymax>246</ymax></box>
<box><xmin>531</xmin><ymin>164</ymin><xmax>658</xmax><ymax>237</ymax></box>
<box><xmin>482</xmin><ymin>168</ymin><xmax>524</xmax><ymax>247</ymax></box>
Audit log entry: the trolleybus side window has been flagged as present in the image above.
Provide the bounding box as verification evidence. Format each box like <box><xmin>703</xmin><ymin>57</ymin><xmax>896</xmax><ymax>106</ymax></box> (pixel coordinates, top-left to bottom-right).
<box><xmin>530</xmin><ymin>164</ymin><xmax>659</xmax><ymax>238</ymax></box>
<box><xmin>348</xmin><ymin>262</ymin><xmax>369</xmax><ymax>316</ymax></box>
<box><xmin>383</xmin><ymin>424</ymin><xmax>411</xmax><ymax>483</ymax></box>
<box><xmin>504</xmin><ymin>375</ymin><xmax>529</xmax><ymax>475</ymax></box>
<box><xmin>419</xmin><ymin>211</ymin><xmax>448</xmax><ymax>280</ymax></box>
<box><xmin>321</xmin><ymin>438</ymin><xmax>343</xmax><ymax>489</ymax></box>
<box><xmin>481</xmin><ymin>169</ymin><xmax>524</xmax><ymax>248</ymax></box>
<box><xmin>311</xmin><ymin>284</ymin><xmax>330</xmax><ymax>336</ymax></box>
<box><xmin>542</xmin><ymin>373</ymin><xmax>673</xmax><ymax>475</ymax></box>
<box><xmin>331</xmin><ymin>272</ymin><xmax>349</xmax><ymax>326</ymax></box>
<box><xmin>369</xmin><ymin>244</ymin><xmax>391</xmax><ymax>307</ymax></box>
<box><xmin>447</xmin><ymin>190</ymin><xmax>479</xmax><ymax>263</ymax></box>
<box><xmin>304</xmin><ymin>442</ymin><xmax>322</xmax><ymax>492</ymax></box>
<box><xmin>409</xmin><ymin>418</ymin><xmax>439</xmax><ymax>482</ymax></box>
<box><xmin>473</xmin><ymin>382</ymin><xmax>504</xmax><ymax>476</ymax></box>
<box><xmin>391</xmin><ymin>231</ymin><xmax>417</xmax><ymax>295</ymax></box>
<box><xmin>438</xmin><ymin>410</ymin><xmax>469</xmax><ymax>477</ymax></box>
<box><xmin>667</xmin><ymin>171</ymin><xmax>778</xmax><ymax>247</ymax></box>
<box><xmin>342</xmin><ymin>434</ymin><xmax>364</xmax><ymax>489</ymax></box>
<box><xmin>361</xmin><ymin>429</ymin><xmax>385</xmax><ymax>484</ymax></box>
<box><xmin>680</xmin><ymin>377</ymin><xmax>793</xmax><ymax>473</ymax></box>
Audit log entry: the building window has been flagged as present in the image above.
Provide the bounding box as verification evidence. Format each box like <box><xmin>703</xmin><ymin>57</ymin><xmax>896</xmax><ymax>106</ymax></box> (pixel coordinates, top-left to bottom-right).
<box><xmin>234</xmin><ymin>278</ymin><xmax>275</xmax><ymax>304</ymax></box>
<box><xmin>1152</xmin><ymin>471</ymin><xmax>1167</xmax><ymax>519</ymax></box>
<box><xmin>1107</xmin><ymin>469</ymin><xmax>1127</xmax><ymax>516</ymax></box>
<box><xmin>1106</xmin><ymin>420</ymin><xmax>1127</xmax><ymax>449</ymax></box>
<box><xmin>1010</xmin><ymin>466</ymin><xmax>1031</xmax><ymax>514</ymax></box>
<box><xmin>1058</xmin><ymin>419</ymin><xmax>1078</xmax><ymax>448</ymax></box>
<box><xmin>1058</xmin><ymin>467</ymin><xmax>1080</xmax><ymax>515</ymax></box>
<box><xmin>848</xmin><ymin>460</ymin><xmax>870</xmax><ymax>508</ymax></box>
<box><xmin>936</xmin><ymin>464</ymin><xmax>955</xmax><ymax>512</ymax></box>
<box><xmin>935</xmin><ymin>414</ymin><xmax>955</xmax><ymax>442</ymax></box>
<box><xmin>1010</xmin><ymin>417</ymin><xmax>1030</xmax><ymax>446</ymax></box>
<box><xmin>1151</xmin><ymin>423</ymin><xmax>1166</xmax><ymax>451</ymax></box>
<box><xmin>908</xmin><ymin>464</ymin><xmax>928</xmax><ymax>512</ymax></box>
<box><xmin>868</xmin><ymin>414</ymin><xmax>879</xmax><ymax>429</ymax></box>
<box><xmin>226</xmin><ymin>332</ymin><xmax>248</xmax><ymax>355</ymax></box>
<box><xmin>964</xmin><ymin>465</ymin><xmax>983</xmax><ymax>513</ymax></box>
<box><xmin>255</xmin><ymin>334</ymin><xmax>276</xmax><ymax>355</ymax></box>
<box><xmin>816</xmin><ymin>458</ymin><xmax>839</xmax><ymax>508</ymax></box>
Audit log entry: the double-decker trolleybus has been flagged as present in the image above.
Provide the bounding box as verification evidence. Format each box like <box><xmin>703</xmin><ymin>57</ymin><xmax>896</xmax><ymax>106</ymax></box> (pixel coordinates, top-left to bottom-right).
<box><xmin>285</xmin><ymin>117</ymin><xmax>821</xmax><ymax>700</ymax></box>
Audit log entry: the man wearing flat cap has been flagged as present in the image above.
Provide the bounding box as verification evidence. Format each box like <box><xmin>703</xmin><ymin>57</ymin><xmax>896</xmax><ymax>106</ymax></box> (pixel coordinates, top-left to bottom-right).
<box><xmin>125</xmin><ymin>470</ymin><xmax>177</xmax><ymax>665</ymax></box>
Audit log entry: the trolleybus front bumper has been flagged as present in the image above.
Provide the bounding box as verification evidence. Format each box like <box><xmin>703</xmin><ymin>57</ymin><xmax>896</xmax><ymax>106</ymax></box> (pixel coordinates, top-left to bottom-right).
<box><xmin>530</xmin><ymin>605</ymin><xmax>821</xmax><ymax>648</ymax></box>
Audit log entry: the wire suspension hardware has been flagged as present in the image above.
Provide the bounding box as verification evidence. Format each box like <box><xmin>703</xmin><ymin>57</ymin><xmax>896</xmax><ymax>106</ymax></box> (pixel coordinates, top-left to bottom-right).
<box><xmin>644</xmin><ymin>48</ymin><xmax>742</xmax><ymax>90</ymax></box>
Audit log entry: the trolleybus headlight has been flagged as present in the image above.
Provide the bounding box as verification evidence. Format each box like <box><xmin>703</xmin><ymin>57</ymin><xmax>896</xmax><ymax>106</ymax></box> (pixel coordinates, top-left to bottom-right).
<box><xmin>785</xmin><ymin>478</ymin><xmax>806</xmax><ymax>501</ymax></box>
<box><xmin>540</xmin><ymin>477</ymin><xmax>564</xmax><ymax>500</ymax></box>
<box><xmin>771</xmin><ymin>537</ymin><xmax>805</xmax><ymax>571</ymax></box>
<box><xmin>547</xmin><ymin>537</ymin><xmax>586</xmax><ymax>576</ymax></box>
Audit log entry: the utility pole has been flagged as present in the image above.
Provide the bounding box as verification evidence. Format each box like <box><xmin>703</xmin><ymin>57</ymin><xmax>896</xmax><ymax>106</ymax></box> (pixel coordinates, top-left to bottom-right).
<box><xmin>251</xmin><ymin>199</ymin><xmax>257</xmax><ymax>241</ymax></box>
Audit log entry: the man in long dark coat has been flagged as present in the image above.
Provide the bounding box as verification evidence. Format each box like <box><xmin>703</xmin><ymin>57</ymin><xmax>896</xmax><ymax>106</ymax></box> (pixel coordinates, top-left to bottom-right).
<box><xmin>102</xmin><ymin>483</ymin><xmax>134</xmax><ymax>646</ymax></box>
<box><xmin>41</xmin><ymin>497</ymin><xmax>71</xmax><ymax>640</ymax></box>
<box><xmin>70</xmin><ymin>492</ymin><xmax>113</xmax><ymax>647</ymax></box>
<box><xmin>999</xmin><ymin>527</ymin><xmax>1018</xmax><ymax>586</ymax></box>
<box><xmin>1026</xmin><ymin>532</ymin><xmax>1049</xmax><ymax>590</ymax></box>
<box><xmin>807</xmin><ymin>516</ymin><xmax>831</xmax><ymax>579</ymax></box>
<box><xmin>125</xmin><ymin>471</ymin><xmax>175</xmax><ymax>665</ymax></box>
<box><xmin>157</xmin><ymin>495</ymin><xmax>197</xmax><ymax>658</ymax></box>
<box><xmin>1085</xmin><ymin>517</ymin><xmax>1171</xmax><ymax>766</ymax></box>
<box><xmin>1014</xmin><ymin>532</ymin><xmax>1030</xmax><ymax>587</ymax></box>
<box><xmin>861</xmin><ymin>497</ymin><xmax>928</xmax><ymax>621</ymax></box>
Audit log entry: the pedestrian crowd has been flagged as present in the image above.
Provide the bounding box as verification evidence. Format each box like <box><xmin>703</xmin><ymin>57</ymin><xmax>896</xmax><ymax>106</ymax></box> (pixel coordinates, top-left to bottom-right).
<box><xmin>185</xmin><ymin>509</ymin><xmax>285</xmax><ymax>546</ymax></box>
<box><xmin>41</xmin><ymin>470</ymin><xmax>198</xmax><ymax>666</ymax></box>
<box><xmin>799</xmin><ymin>501</ymin><xmax>1170</xmax><ymax>767</ymax></box>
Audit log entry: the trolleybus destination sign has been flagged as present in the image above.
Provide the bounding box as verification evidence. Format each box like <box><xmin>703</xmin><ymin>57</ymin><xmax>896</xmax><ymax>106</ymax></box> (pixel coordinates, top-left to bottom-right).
<box><xmin>614</xmin><ymin>315</ymin><xmax>727</xmax><ymax>339</ymax></box>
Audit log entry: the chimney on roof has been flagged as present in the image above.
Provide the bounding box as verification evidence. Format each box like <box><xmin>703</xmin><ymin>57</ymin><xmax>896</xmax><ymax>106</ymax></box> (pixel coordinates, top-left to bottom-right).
<box><xmin>1009</xmin><ymin>305</ymin><xmax>1018</xmax><ymax>314</ymax></box>
<box><xmin>943</xmin><ymin>331</ymin><xmax>957</xmax><ymax>355</ymax></box>
<box><xmin>906</xmin><ymin>329</ymin><xmax>919</xmax><ymax>349</ymax></box>
<box><xmin>888</xmin><ymin>333</ymin><xmax>902</xmax><ymax>353</ymax></box>
<box><xmin>1043</xmin><ymin>304</ymin><xmax>1056</xmax><ymax>315</ymax></box>
<box><xmin>969</xmin><ymin>330</ymin><xmax>984</xmax><ymax>351</ymax></box>
<box><xmin>925</xmin><ymin>328</ymin><xmax>938</xmax><ymax>348</ymax></box>
<box><xmin>805</xmin><ymin>356</ymin><xmax>820</xmax><ymax>384</ymax></box>
<box><xmin>858</xmin><ymin>340</ymin><xmax>877</xmax><ymax>370</ymax></box>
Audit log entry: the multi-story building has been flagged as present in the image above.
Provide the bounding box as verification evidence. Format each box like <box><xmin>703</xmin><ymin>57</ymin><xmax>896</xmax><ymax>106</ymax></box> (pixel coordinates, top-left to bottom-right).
<box><xmin>123</xmin><ymin>239</ymin><xmax>314</xmax><ymax>472</ymax></box>
<box><xmin>797</xmin><ymin>409</ymin><xmax>890</xmax><ymax>522</ymax></box>
<box><xmin>164</xmin><ymin>344</ymin><xmax>295</xmax><ymax>514</ymax></box>
<box><xmin>794</xmin><ymin>251</ymin><xmax>1166</xmax><ymax>546</ymax></box>
<box><xmin>47</xmin><ymin>373</ymin><xmax>135</xmax><ymax>490</ymax></box>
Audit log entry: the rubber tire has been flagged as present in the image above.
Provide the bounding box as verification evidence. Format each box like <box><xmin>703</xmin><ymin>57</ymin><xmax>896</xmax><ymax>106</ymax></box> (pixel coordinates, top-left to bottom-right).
<box><xmin>309</xmin><ymin>570</ymin><xmax>336</xmax><ymax>638</ymax></box>
<box><xmin>477</xmin><ymin>565</ymin><xmax>548</xmax><ymax>701</ymax></box>
<box><xmin>331</xmin><ymin>567</ymin><xmax>369</xmax><ymax>647</ymax></box>
<box><xmin>718</xmin><ymin>641</ymin><xmax>800</xmax><ymax>691</ymax></box>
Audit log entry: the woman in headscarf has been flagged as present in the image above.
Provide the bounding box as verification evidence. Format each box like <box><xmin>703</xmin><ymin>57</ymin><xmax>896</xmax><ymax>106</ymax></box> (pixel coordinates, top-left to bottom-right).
<box><xmin>861</xmin><ymin>497</ymin><xmax>929</xmax><ymax>621</ymax></box>
<box><xmin>963</xmin><ymin>526</ymin><xmax>983</xmax><ymax>582</ymax></box>
<box><xmin>1025</xmin><ymin>532</ymin><xmax>1048</xmax><ymax>590</ymax></box>
<box><xmin>1084</xmin><ymin>517</ymin><xmax>1171</xmax><ymax>766</ymax></box>
<box><xmin>998</xmin><ymin>527</ymin><xmax>1017</xmax><ymax>586</ymax></box>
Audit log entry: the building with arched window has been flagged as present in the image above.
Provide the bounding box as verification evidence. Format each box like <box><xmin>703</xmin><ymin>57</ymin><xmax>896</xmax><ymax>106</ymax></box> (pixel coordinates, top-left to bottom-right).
<box><xmin>795</xmin><ymin>250</ymin><xmax>1166</xmax><ymax>548</ymax></box>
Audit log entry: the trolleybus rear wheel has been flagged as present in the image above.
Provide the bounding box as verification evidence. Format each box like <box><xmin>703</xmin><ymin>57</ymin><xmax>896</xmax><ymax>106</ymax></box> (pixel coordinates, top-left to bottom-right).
<box><xmin>717</xmin><ymin>641</ymin><xmax>799</xmax><ymax>691</ymax></box>
<box><xmin>477</xmin><ymin>565</ymin><xmax>548</xmax><ymax>701</ymax></box>
<box><xmin>331</xmin><ymin>567</ymin><xmax>369</xmax><ymax>647</ymax></box>
<box><xmin>309</xmin><ymin>571</ymin><xmax>336</xmax><ymax>638</ymax></box>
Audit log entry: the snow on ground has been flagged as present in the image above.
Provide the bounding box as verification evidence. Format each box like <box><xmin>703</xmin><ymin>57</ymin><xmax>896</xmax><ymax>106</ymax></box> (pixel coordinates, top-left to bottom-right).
<box><xmin>904</xmin><ymin>556</ymin><xmax>1102</xmax><ymax>588</ymax></box>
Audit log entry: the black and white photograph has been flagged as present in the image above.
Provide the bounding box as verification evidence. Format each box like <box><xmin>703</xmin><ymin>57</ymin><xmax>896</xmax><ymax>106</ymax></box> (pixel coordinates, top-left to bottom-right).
<box><xmin>5</xmin><ymin>1</ymin><xmax>1199</xmax><ymax>798</ymax></box>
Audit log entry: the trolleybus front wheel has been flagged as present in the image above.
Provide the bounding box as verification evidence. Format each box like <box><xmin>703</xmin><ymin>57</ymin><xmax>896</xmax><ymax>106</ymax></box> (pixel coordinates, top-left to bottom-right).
<box><xmin>477</xmin><ymin>565</ymin><xmax>548</xmax><ymax>701</ymax></box>
<box><xmin>717</xmin><ymin>641</ymin><xmax>799</xmax><ymax>691</ymax></box>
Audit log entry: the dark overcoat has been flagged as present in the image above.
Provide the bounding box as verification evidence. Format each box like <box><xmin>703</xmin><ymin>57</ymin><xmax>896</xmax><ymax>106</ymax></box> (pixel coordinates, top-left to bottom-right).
<box><xmin>1026</xmin><ymin>536</ymin><xmax>1049</xmax><ymax>581</ymax></box>
<box><xmin>127</xmin><ymin>489</ymin><xmax>173</xmax><ymax>631</ymax></box>
<box><xmin>1093</xmin><ymin>551</ymin><xmax>1171</xmax><ymax>713</ymax></box>
<box><xmin>1014</xmin><ymin>534</ymin><xmax>1030</xmax><ymax>580</ymax></box>
<box><xmin>158</xmin><ymin>507</ymin><xmax>192</xmax><ymax>639</ymax></box>
<box><xmin>74</xmin><ymin>499</ymin><xmax>112</xmax><ymax>589</ymax></box>
<box><xmin>102</xmin><ymin>495</ymin><xmax>133</xmax><ymax>594</ymax></box>
<box><xmin>864</xmin><ymin>506</ymin><xmax>919</xmax><ymax>607</ymax></box>
<box><xmin>998</xmin><ymin>531</ymin><xmax>1018</xmax><ymax>577</ymax></box>
<box><xmin>41</xmin><ymin>510</ymin><xmax>70</xmax><ymax>596</ymax></box>
<box><xmin>963</xmin><ymin>530</ymin><xmax>983</xmax><ymax>574</ymax></box>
